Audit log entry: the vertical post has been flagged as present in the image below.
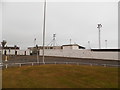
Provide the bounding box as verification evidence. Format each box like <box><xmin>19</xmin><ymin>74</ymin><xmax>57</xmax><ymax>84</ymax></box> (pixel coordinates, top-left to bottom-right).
<box><xmin>88</xmin><ymin>41</ymin><xmax>91</xmax><ymax>49</ymax></box>
<box><xmin>37</xmin><ymin>50</ymin><xmax>38</xmax><ymax>63</ymax></box>
<box><xmin>5</xmin><ymin>64</ymin><xmax>8</xmax><ymax>69</ymax></box>
<box><xmin>90</xmin><ymin>63</ymin><xmax>92</xmax><ymax>66</ymax></box>
<box><xmin>34</xmin><ymin>38</ymin><xmax>36</xmax><ymax>47</ymax></box>
<box><xmin>104</xmin><ymin>64</ymin><xmax>106</xmax><ymax>67</ymax></box>
<box><xmin>32</xmin><ymin>63</ymin><xmax>34</xmax><ymax>66</ymax></box>
<box><xmin>37</xmin><ymin>50</ymin><xmax>39</xmax><ymax>63</ymax></box>
<box><xmin>36</xmin><ymin>45</ymin><xmax>39</xmax><ymax>63</ymax></box>
<box><xmin>42</xmin><ymin>0</ymin><xmax>46</xmax><ymax>63</ymax></box>
<box><xmin>97</xmin><ymin>24</ymin><xmax>102</xmax><ymax>49</ymax></box>
<box><xmin>70</xmin><ymin>39</ymin><xmax>71</xmax><ymax>44</ymax></box>
<box><xmin>5</xmin><ymin>56</ymin><xmax>7</xmax><ymax>61</ymax></box>
<box><xmin>14</xmin><ymin>45</ymin><xmax>17</xmax><ymax>56</ymax></box>
<box><xmin>9</xmin><ymin>48</ymin><xmax>10</xmax><ymax>57</ymax></box>
<box><xmin>99</xmin><ymin>28</ymin><xmax>101</xmax><ymax>49</ymax></box>
<box><xmin>19</xmin><ymin>64</ymin><xmax>21</xmax><ymax>67</ymax></box>
<box><xmin>105</xmin><ymin>40</ymin><xmax>107</xmax><ymax>49</ymax></box>
<box><xmin>77</xmin><ymin>63</ymin><xmax>79</xmax><ymax>65</ymax></box>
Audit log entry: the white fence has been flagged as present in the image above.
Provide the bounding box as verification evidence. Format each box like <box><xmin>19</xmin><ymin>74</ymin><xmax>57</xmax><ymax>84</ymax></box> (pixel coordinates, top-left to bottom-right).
<box><xmin>2</xmin><ymin>61</ymin><xmax>120</xmax><ymax>69</ymax></box>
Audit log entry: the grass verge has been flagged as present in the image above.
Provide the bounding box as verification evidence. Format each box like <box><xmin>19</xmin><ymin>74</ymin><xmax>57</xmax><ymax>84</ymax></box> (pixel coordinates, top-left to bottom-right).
<box><xmin>2</xmin><ymin>64</ymin><xmax>118</xmax><ymax>88</ymax></box>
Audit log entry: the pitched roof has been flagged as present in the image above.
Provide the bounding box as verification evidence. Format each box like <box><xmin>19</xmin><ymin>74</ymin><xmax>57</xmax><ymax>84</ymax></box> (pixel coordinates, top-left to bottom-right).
<box><xmin>62</xmin><ymin>44</ymin><xmax>79</xmax><ymax>46</ymax></box>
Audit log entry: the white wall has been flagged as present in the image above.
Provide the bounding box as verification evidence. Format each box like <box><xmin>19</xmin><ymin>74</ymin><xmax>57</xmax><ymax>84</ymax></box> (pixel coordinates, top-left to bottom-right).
<box><xmin>40</xmin><ymin>49</ymin><xmax>119</xmax><ymax>60</ymax></box>
<box><xmin>2</xmin><ymin>49</ymin><xmax>30</xmax><ymax>55</ymax></box>
<box><xmin>72</xmin><ymin>46</ymin><xmax>79</xmax><ymax>49</ymax></box>
<box><xmin>2</xmin><ymin>49</ymin><xmax>119</xmax><ymax>60</ymax></box>
<box><xmin>63</xmin><ymin>46</ymin><xmax>72</xmax><ymax>50</ymax></box>
<box><xmin>63</xmin><ymin>46</ymin><xmax>79</xmax><ymax>50</ymax></box>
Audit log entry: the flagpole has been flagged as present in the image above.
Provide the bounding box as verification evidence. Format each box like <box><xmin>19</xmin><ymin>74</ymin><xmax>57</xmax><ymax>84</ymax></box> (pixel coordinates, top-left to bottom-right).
<box><xmin>42</xmin><ymin>0</ymin><xmax>46</xmax><ymax>63</ymax></box>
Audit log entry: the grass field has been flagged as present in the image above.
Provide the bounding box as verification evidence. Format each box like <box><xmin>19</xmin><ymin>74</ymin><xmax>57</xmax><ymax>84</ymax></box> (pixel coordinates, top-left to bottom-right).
<box><xmin>2</xmin><ymin>65</ymin><xmax>119</xmax><ymax>88</ymax></box>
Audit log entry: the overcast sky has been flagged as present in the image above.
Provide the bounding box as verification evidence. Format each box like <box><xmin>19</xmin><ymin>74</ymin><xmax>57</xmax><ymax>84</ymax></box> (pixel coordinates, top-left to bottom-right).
<box><xmin>0</xmin><ymin>0</ymin><xmax>118</xmax><ymax>49</ymax></box>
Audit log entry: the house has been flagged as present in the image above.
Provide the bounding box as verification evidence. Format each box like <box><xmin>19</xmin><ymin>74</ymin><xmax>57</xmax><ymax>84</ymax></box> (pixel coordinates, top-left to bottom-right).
<box><xmin>28</xmin><ymin>46</ymin><xmax>62</xmax><ymax>55</ymax></box>
<box><xmin>28</xmin><ymin>44</ymin><xmax>85</xmax><ymax>55</ymax></box>
<box><xmin>2</xmin><ymin>46</ymin><xmax>20</xmax><ymax>55</ymax></box>
<box><xmin>62</xmin><ymin>44</ymin><xmax>85</xmax><ymax>50</ymax></box>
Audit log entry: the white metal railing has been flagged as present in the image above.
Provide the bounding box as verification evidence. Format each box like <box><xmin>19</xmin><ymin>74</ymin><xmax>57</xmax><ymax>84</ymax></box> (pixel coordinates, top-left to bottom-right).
<box><xmin>1</xmin><ymin>61</ymin><xmax>120</xmax><ymax>69</ymax></box>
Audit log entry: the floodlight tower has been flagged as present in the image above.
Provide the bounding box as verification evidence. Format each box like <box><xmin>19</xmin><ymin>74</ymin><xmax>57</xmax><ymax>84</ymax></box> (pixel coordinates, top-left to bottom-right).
<box><xmin>53</xmin><ymin>34</ymin><xmax>56</xmax><ymax>47</ymax></box>
<box><xmin>47</xmin><ymin>34</ymin><xmax>57</xmax><ymax>47</ymax></box>
<box><xmin>97</xmin><ymin>24</ymin><xmax>102</xmax><ymax>49</ymax></box>
<box><xmin>42</xmin><ymin>0</ymin><xmax>46</xmax><ymax>63</ymax></box>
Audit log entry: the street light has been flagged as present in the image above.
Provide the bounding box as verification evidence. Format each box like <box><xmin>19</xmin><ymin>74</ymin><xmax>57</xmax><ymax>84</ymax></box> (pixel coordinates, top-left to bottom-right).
<box><xmin>97</xmin><ymin>24</ymin><xmax>102</xmax><ymax>49</ymax></box>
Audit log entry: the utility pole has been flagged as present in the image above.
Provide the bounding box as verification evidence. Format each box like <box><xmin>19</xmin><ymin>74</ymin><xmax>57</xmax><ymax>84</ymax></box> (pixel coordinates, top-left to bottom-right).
<box><xmin>42</xmin><ymin>0</ymin><xmax>46</xmax><ymax>64</ymax></box>
<box><xmin>97</xmin><ymin>24</ymin><xmax>102</xmax><ymax>49</ymax></box>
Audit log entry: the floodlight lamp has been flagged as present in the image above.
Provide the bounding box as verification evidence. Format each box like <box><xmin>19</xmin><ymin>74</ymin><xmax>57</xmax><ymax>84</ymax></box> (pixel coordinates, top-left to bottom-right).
<box><xmin>97</xmin><ymin>24</ymin><xmax>102</xmax><ymax>28</ymax></box>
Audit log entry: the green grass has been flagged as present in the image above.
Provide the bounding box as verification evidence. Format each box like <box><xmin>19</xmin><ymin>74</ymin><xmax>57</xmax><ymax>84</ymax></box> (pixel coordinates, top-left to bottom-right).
<box><xmin>0</xmin><ymin>70</ymin><xmax>2</xmax><ymax>89</ymax></box>
<box><xmin>2</xmin><ymin>65</ymin><xmax>119</xmax><ymax>88</ymax></box>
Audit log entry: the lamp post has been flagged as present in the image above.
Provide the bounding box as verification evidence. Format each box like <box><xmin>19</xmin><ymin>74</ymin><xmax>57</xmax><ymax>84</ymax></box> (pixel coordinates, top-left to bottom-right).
<box><xmin>97</xmin><ymin>24</ymin><xmax>102</xmax><ymax>49</ymax></box>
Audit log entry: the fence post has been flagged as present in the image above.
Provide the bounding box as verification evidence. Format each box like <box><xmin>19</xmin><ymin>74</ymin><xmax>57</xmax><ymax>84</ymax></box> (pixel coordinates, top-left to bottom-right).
<box><xmin>5</xmin><ymin>56</ymin><xmax>8</xmax><ymax>62</ymax></box>
<box><xmin>104</xmin><ymin>64</ymin><xmax>106</xmax><ymax>67</ymax></box>
<box><xmin>32</xmin><ymin>63</ymin><xmax>34</xmax><ymax>66</ymax></box>
<box><xmin>5</xmin><ymin>64</ymin><xmax>8</xmax><ymax>69</ymax></box>
<box><xmin>90</xmin><ymin>63</ymin><xmax>92</xmax><ymax>66</ymax></box>
<box><xmin>19</xmin><ymin>64</ymin><xmax>21</xmax><ymax>67</ymax></box>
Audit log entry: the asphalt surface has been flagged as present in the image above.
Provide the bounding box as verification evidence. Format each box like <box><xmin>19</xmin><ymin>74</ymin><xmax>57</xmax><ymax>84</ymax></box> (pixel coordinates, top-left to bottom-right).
<box><xmin>2</xmin><ymin>55</ymin><xmax>120</xmax><ymax>67</ymax></box>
